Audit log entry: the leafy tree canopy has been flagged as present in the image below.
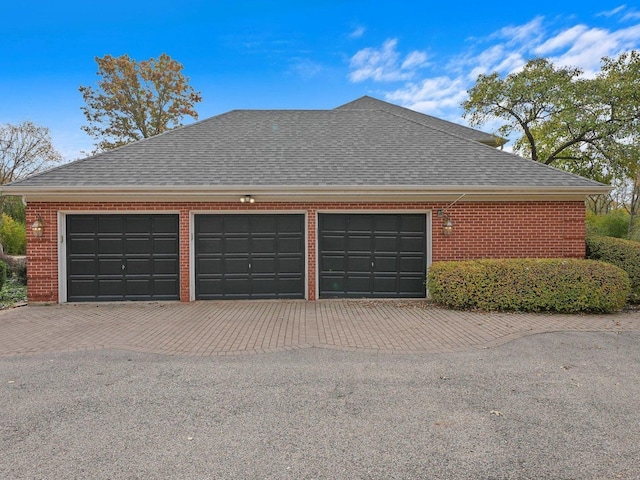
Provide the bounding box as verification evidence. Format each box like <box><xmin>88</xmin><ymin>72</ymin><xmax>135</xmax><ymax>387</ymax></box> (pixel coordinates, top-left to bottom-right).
<box><xmin>79</xmin><ymin>53</ymin><xmax>202</xmax><ymax>153</ymax></box>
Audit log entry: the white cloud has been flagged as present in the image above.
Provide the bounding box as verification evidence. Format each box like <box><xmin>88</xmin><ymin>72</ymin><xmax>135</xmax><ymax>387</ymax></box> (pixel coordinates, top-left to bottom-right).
<box><xmin>622</xmin><ymin>10</ymin><xmax>640</xmax><ymax>21</ymax></box>
<box><xmin>402</xmin><ymin>51</ymin><xmax>428</xmax><ymax>70</ymax></box>
<box><xmin>385</xmin><ymin>76</ymin><xmax>467</xmax><ymax>116</ymax></box>
<box><xmin>357</xmin><ymin>13</ymin><xmax>640</xmax><ymax>145</ymax></box>
<box><xmin>348</xmin><ymin>25</ymin><xmax>366</xmax><ymax>39</ymax></box>
<box><xmin>290</xmin><ymin>58</ymin><xmax>323</xmax><ymax>79</ymax></box>
<box><xmin>349</xmin><ymin>39</ymin><xmax>428</xmax><ymax>82</ymax></box>
<box><xmin>597</xmin><ymin>5</ymin><xmax>626</xmax><ymax>17</ymax></box>
<box><xmin>535</xmin><ymin>25</ymin><xmax>589</xmax><ymax>55</ymax></box>
<box><xmin>492</xmin><ymin>16</ymin><xmax>546</xmax><ymax>46</ymax></box>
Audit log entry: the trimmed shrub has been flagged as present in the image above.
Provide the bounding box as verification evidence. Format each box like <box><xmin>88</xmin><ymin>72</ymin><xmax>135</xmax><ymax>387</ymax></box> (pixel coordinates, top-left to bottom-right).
<box><xmin>0</xmin><ymin>261</ymin><xmax>6</xmax><ymax>292</ymax></box>
<box><xmin>586</xmin><ymin>210</ymin><xmax>630</xmax><ymax>239</ymax></box>
<box><xmin>586</xmin><ymin>236</ymin><xmax>640</xmax><ymax>304</ymax></box>
<box><xmin>0</xmin><ymin>213</ymin><xmax>26</xmax><ymax>255</ymax></box>
<box><xmin>427</xmin><ymin>258</ymin><xmax>630</xmax><ymax>313</ymax></box>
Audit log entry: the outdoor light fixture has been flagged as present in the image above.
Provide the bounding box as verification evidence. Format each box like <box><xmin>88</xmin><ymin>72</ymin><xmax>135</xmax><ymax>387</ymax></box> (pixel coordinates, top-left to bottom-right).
<box><xmin>442</xmin><ymin>215</ymin><xmax>453</xmax><ymax>236</ymax></box>
<box><xmin>240</xmin><ymin>195</ymin><xmax>255</xmax><ymax>204</ymax></box>
<box><xmin>31</xmin><ymin>215</ymin><xmax>45</xmax><ymax>238</ymax></box>
<box><xmin>437</xmin><ymin>194</ymin><xmax>466</xmax><ymax>236</ymax></box>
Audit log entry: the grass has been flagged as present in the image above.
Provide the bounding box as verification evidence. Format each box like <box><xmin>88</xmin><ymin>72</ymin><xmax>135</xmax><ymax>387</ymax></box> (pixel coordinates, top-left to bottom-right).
<box><xmin>0</xmin><ymin>275</ymin><xmax>27</xmax><ymax>309</ymax></box>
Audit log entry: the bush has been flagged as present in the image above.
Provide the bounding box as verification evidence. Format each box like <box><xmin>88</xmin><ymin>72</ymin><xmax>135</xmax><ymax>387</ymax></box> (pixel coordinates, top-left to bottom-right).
<box><xmin>0</xmin><ymin>213</ymin><xmax>26</xmax><ymax>255</ymax></box>
<box><xmin>427</xmin><ymin>258</ymin><xmax>630</xmax><ymax>313</ymax></box>
<box><xmin>586</xmin><ymin>236</ymin><xmax>640</xmax><ymax>304</ymax></box>
<box><xmin>0</xmin><ymin>261</ymin><xmax>6</xmax><ymax>292</ymax></box>
<box><xmin>1</xmin><ymin>255</ymin><xmax>26</xmax><ymax>284</ymax></box>
<box><xmin>586</xmin><ymin>210</ymin><xmax>630</xmax><ymax>239</ymax></box>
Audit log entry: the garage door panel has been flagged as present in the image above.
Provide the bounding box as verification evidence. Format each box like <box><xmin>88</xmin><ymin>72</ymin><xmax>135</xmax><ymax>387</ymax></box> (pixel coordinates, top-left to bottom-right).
<box><xmin>225</xmin><ymin>217</ymin><xmax>252</xmax><ymax>234</ymax></box>
<box><xmin>374</xmin><ymin>236</ymin><xmax>397</xmax><ymax>251</ymax></box>
<box><xmin>399</xmin><ymin>256</ymin><xmax>426</xmax><ymax>273</ymax></box>
<box><xmin>98</xmin><ymin>279</ymin><xmax>124</xmax><ymax>296</ymax></box>
<box><xmin>98</xmin><ymin>217</ymin><xmax>123</xmax><ymax>234</ymax></box>
<box><xmin>374</xmin><ymin>256</ymin><xmax>398</xmax><ymax>272</ymax></box>
<box><xmin>226</xmin><ymin>237</ymin><xmax>250</xmax><ymax>253</ymax></box>
<box><xmin>322</xmin><ymin>255</ymin><xmax>344</xmax><ymax>272</ymax></box>
<box><xmin>98</xmin><ymin>238</ymin><xmax>123</xmax><ymax>254</ymax></box>
<box><xmin>346</xmin><ymin>275</ymin><xmax>372</xmax><ymax>293</ymax></box>
<box><xmin>321</xmin><ymin>275</ymin><xmax>344</xmax><ymax>293</ymax></box>
<box><xmin>68</xmin><ymin>216</ymin><xmax>96</xmax><ymax>234</ymax></box>
<box><xmin>348</xmin><ymin>235</ymin><xmax>371</xmax><ymax>251</ymax></box>
<box><xmin>252</xmin><ymin>237</ymin><xmax>276</xmax><ymax>253</ymax></box>
<box><xmin>319</xmin><ymin>214</ymin><xmax>426</xmax><ymax>298</ymax></box>
<box><xmin>67</xmin><ymin>214</ymin><xmax>179</xmax><ymax>301</ymax></box>
<box><xmin>278</xmin><ymin>237</ymin><xmax>302</xmax><ymax>253</ymax></box>
<box><xmin>225</xmin><ymin>257</ymin><xmax>250</xmax><ymax>274</ymax></box>
<box><xmin>347</xmin><ymin>255</ymin><xmax>371</xmax><ymax>272</ymax></box>
<box><xmin>251</xmin><ymin>218</ymin><xmax>276</xmax><ymax>233</ymax></box>
<box><xmin>278</xmin><ymin>216</ymin><xmax>304</xmax><ymax>232</ymax></box>
<box><xmin>372</xmin><ymin>276</ymin><xmax>397</xmax><ymax>293</ymax></box>
<box><xmin>278</xmin><ymin>257</ymin><xmax>303</xmax><ymax>274</ymax></box>
<box><xmin>398</xmin><ymin>277</ymin><xmax>426</xmax><ymax>295</ymax></box>
<box><xmin>349</xmin><ymin>215</ymin><xmax>373</xmax><ymax>231</ymax></box>
<box><xmin>152</xmin><ymin>278</ymin><xmax>180</xmax><ymax>297</ymax></box>
<box><xmin>153</xmin><ymin>238</ymin><xmax>178</xmax><ymax>254</ymax></box>
<box><xmin>69</xmin><ymin>258</ymin><xmax>95</xmax><ymax>276</ymax></box>
<box><xmin>319</xmin><ymin>235</ymin><xmax>345</xmax><ymax>251</ymax></box>
<box><xmin>126</xmin><ymin>258</ymin><xmax>152</xmax><ymax>275</ymax></box>
<box><xmin>154</xmin><ymin>258</ymin><xmax>179</xmax><ymax>275</ymax></box>
<box><xmin>400</xmin><ymin>216</ymin><xmax>425</xmax><ymax>232</ymax></box>
<box><xmin>125</xmin><ymin>216</ymin><xmax>152</xmax><ymax>234</ymax></box>
<box><xmin>68</xmin><ymin>280</ymin><xmax>95</xmax><ymax>298</ymax></box>
<box><xmin>374</xmin><ymin>215</ymin><xmax>398</xmax><ymax>231</ymax></box>
<box><xmin>196</xmin><ymin>237</ymin><xmax>222</xmax><ymax>254</ymax></box>
<box><xmin>251</xmin><ymin>257</ymin><xmax>276</xmax><ymax>273</ymax></box>
<box><xmin>126</xmin><ymin>238</ymin><xmax>152</xmax><ymax>254</ymax></box>
<box><xmin>197</xmin><ymin>278</ymin><xmax>222</xmax><ymax>296</ymax></box>
<box><xmin>197</xmin><ymin>257</ymin><xmax>222</xmax><ymax>275</ymax></box>
<box><xmin>98</xmin><ymin>258</ymin><xmax>124</xmax><ymax>275</ymax></box>
<box><xmin>126</xmin><ymin>279</ymin><xmax>151</xmax><ymax>295</ymax></box>
<box><xmin>195</xmin><ymin>214</ymin><xmax>304</xmax><ymax>299</ymax></box>
<box><xmin>68</xmin><ymin>238</ymin><xmax>96</xmax><ymax>255</ymax></box>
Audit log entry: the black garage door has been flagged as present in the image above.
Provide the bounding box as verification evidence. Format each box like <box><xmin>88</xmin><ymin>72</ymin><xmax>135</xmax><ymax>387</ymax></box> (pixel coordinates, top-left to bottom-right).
<box><xmin>195</xmin><ymin>214</ymin><xmax>304</xmax><ymax>299</ymax></box>
<box><xmin>319</xmin><ymin>214</ymin><xmax>426</xmax><ymax>298</ymax></box>
<box><xmin>66</xmin><ymin>215</ymin><xmax>179</xmax><ymax>302</ymax></box>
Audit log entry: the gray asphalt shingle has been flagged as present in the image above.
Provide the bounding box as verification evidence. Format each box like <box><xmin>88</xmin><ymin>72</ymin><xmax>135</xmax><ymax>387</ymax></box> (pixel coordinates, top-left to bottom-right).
<box><xmin>4</xmin><ymin>97</ymin><xmax>605</xmax><ymax>190</ymax></box>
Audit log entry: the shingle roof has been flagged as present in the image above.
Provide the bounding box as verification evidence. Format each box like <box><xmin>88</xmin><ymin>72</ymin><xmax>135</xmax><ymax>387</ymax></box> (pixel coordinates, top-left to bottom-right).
<box><xmin>335</xmin><ymin>96</ymin><xmax>506</xmax><ymax>147</ymax></box>
<box><xmin>3</xmin><ymin>97</ymin><xmax>606</xmax><ymax>193</ymax></box>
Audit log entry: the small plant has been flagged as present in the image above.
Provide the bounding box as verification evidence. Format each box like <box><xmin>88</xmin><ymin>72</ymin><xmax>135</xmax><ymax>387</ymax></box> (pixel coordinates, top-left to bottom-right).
<box><xmin>0</xmin><ymin>274</ymin><xmax>27</xmax><ymax>309</ymax></box>
<box><xmin>427</xmin><ymin>258</ymin><xmax>630</xmax><ymax>313</ymax></box>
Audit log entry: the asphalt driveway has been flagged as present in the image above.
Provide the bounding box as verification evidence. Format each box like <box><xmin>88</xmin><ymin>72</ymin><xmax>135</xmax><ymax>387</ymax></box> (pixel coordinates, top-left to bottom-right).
<box><xmin>1</xmin><ymin>302</ymin><xmax>640</xmax><ymax>479</ymax></box>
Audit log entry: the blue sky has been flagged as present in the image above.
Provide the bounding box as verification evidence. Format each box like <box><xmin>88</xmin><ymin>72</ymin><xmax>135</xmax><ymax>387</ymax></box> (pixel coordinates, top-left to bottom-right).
<box><xmin>2</xmin><ymin>1</ymin><xmax>640</xmax><ymax>161</ymax></box>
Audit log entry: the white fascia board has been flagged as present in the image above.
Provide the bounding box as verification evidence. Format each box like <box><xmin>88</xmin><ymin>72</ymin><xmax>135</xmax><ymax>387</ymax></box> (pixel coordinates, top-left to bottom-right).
<box><xmin>3</xmin><ymin>183</ymin><xmax>612</xmax><ymax>203</ymax></box>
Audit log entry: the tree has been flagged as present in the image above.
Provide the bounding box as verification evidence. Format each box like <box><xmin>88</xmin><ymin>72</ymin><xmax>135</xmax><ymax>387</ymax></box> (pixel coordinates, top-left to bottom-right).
<box><xmin>79</xmin><ymin>53</ymin><xmax>203</xmax><ymax>152</ymax></box>
<box><xmin>0</xmin><ymin>121</ymin><xmax>62</xmax><ymax>185</ymax></box>
<box><xmin>462</xmin><ymin>52</ymin><xmax>640</xmax><ymax>234</ymax></box>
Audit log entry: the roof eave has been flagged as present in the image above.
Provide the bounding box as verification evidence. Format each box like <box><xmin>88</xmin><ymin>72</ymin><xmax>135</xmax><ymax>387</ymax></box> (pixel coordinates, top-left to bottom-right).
<box><xmin>2</xmin><ymin>184</ymin><xmax>612</xmax><ymax>203</ymax></box>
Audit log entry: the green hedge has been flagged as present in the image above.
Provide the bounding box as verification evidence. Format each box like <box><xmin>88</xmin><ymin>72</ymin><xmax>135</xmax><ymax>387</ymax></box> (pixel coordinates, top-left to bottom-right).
<box><xmin>0</xmin><ymin>261</ymin><xmax>6</xmax><ymax>292</ymax></box>
<box><xmin>427</xmin><ymin>258</ymin><xmax>630</xmax><ymax>313</ymax></box>
<box><xmin>586</xmin><ymin>236</ymin><xmax>640</xmax><ymax>304</ymax></box>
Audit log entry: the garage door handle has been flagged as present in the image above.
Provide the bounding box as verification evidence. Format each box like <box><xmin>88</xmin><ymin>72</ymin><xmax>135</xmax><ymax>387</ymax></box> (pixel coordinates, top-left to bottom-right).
<box><xmin>122</xmin><ymin>264</ymin><xmax>126</xmax><ymax>270</ymax></box>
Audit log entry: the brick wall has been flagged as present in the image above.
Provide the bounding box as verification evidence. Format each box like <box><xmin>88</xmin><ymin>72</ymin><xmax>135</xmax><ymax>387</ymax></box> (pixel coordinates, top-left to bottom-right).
<box><xmin>25</xmin><ymin>200</ymin><xmax>586</xmax><ymax>303</ymax></box>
